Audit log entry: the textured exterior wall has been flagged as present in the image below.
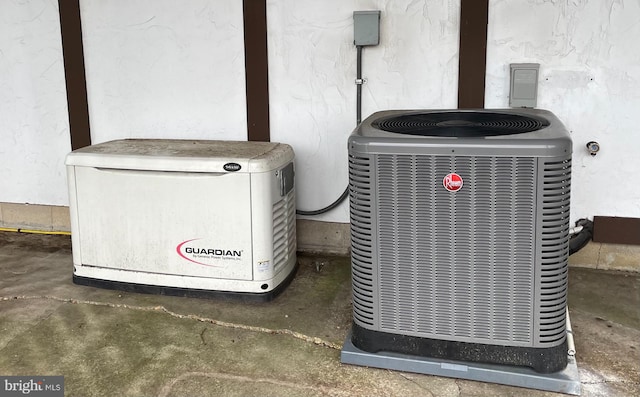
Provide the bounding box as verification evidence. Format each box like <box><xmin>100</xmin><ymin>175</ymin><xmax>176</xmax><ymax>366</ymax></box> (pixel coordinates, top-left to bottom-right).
<box><xmin>0</xmin><ymin>1</ymin><xmax>71</xmax><ymax>205</ymax></box>
<box><xmin>2</xmin><ymin>0</ymin><xmax>639</xmax><ymax>226</ymax></box>
<box><xmin>80</xmin><ymin>0</ymin><xmax>247</xmax><ymax>144</ymax></box>
<box><xmin>486</xmin><ymin>0</ymin><xmax>640</xmax><ymax>222</ymax></box>
<box><xmin>267</xmin><ymin>0</ymin><xmax>461</xmax><ymax>222</ymax></box>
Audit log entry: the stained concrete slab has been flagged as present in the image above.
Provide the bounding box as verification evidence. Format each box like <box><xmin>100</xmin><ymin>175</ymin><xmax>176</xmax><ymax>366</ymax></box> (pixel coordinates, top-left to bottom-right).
<box><xmin>0</xmin><ymin>232</ymin><xmax>638</xmax><ymax>397</ymax></box>
<box><xmin>569</xmin><ymin>241</ymin><xmax>640</xmax><ymax>273</ymax></box>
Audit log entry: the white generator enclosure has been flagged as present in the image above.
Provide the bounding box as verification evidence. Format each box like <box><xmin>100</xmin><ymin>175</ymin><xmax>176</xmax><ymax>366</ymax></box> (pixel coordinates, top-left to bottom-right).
<box><xmin>347</xmin><ymin>109</ymin><xmax>572</xmax><ymax>373</ymax></box>
<box><xmin>66</xmin><ymin>139</ymin><xmax>297</xmax><ymax>301</ymax></box>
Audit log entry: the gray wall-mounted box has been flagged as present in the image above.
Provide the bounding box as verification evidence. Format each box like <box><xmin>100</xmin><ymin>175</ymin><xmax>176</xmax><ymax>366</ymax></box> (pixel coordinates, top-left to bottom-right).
<box><xmin>353</xmin><ymin>11</ymin><xmax>381</xmax><ymax>46</ymax></box>
<box><xmin>510</xmin><ymin>63</ymin><xmax>540</xmax><ymax>108</ymax></box>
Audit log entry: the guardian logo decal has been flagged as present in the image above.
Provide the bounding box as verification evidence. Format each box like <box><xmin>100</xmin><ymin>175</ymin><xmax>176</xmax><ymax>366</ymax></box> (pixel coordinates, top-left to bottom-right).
<box><xmin>443</xmin><ymin>173</ymin><xmax>463</xmax><ymax>192</ymax></box>
<box><xmin>176</xmin><ymin>238</ymin><xmax>242</xmax><ymax>267</ymax></box>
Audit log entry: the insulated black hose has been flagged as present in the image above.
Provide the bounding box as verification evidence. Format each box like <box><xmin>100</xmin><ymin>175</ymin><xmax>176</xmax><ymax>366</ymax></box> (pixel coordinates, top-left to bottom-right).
<box><xmin>569</xmin><ymin>218</ymin><xmax>594</xmax><ymax>255</ymax></box>
<box><xmin>296</xmin><ymin>46</ymin><xmax>363</xmax><ymax>216</ymax></box>
<box><xmin>295</xmin><ymin>186</ymin><xmax>350</xmax><ymax>217</ymax></box>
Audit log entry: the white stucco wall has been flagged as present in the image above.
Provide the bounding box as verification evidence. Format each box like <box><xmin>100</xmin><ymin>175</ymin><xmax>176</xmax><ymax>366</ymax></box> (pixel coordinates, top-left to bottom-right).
<box><xmin>0</xmin><ymin>0</ymin><xmax>70</xmax><ymax>206</ymax></box>
<box><xmin>3</xmin><ymin>0</ymin><xmax>639</xmax><ymax>224</ymax></box>
<box><xmin>268</xmin><ymin>0</ymin><xmax>460</xmax><ymax>222</ymax></box>
<box><xmin>80</xmin><ymin>0</ymin><xmax>247</xmax><ymax>143</ymax></box>
<box><xmin>486</xmin><ymin>0</ymin><xmax>640</xmax><ymax>222</ymax></box>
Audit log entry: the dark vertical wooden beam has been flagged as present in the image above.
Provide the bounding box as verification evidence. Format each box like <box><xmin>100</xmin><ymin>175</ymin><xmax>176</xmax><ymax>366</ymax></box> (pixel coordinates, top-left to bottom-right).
<box><xmin>458</xmin><ymin>0</ymin><xmax>489</xmax><ymax>109</ymax></box>
<box><xmin>58</xmin><ymin>0</ymin><xmax>91</xmax><ymax>150</ymax></box>
<box><xmin>593</xmin><ymin>216</ymin><xmax>640</xmax><ymax>245</ymax></box>
<box><xmin>242</xmin><ymin>0</ymin><xmax>270</xmax><ymax>142</ymax></box>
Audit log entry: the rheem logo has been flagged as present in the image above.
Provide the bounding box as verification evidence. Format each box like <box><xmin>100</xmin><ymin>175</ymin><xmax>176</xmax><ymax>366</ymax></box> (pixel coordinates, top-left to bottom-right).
<box><xmin>443</xmin><ymin>173</ymin><xmax>463</xmax><ymax>192</ymax></box>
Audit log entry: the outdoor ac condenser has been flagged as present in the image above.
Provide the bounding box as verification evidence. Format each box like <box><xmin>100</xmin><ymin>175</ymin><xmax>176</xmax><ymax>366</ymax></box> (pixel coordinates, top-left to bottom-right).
<box><xmin>66</xmin><ymin>139</ymin><xmax>297</xmax><ymax>301</ymax></box>
<box><xmin>348</xmin><ymin>109</ymin><xmax>571</xmax><ymax>373</ymax></box>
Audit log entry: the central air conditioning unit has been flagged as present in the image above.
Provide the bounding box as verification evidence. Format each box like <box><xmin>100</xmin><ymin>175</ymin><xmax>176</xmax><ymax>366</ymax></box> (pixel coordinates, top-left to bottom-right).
<box><xmin>348</xmin><ymin>109</ymin><xmax>571</xmax><ymax>373</ymax></box>
<box><xmin>66</xmin><ymin>139</ymin><xmax>297</xmax><ymax>301</ymax></box>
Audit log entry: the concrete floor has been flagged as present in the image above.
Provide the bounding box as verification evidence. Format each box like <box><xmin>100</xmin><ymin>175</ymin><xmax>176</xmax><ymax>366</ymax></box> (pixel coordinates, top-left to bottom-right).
<box><xmin>0</xmin><ymin>232</ymin><xmax>638</xmax><ymax>397</ymax></box>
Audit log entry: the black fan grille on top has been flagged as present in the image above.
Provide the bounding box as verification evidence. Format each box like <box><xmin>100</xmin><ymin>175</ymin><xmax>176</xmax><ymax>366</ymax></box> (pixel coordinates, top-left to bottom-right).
<box><xmin>372</xmin><ymin>112</ymin><xmax>550</xmax><ymax>137</ymax></box>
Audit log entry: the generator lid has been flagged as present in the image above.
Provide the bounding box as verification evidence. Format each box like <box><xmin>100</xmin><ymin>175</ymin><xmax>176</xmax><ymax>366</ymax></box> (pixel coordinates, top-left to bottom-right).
<box><xmin>65</xmin><ymin>139</ymin><xmax>294</xmax><ymax>173</ymax></box>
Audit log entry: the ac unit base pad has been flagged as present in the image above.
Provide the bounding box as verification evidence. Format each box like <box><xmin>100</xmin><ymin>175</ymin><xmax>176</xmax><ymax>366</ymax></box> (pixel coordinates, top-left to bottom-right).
<box><xmin>341</xmin><ymin>332</ymin><xmax>581</xmax><ymax>396</ymax></box>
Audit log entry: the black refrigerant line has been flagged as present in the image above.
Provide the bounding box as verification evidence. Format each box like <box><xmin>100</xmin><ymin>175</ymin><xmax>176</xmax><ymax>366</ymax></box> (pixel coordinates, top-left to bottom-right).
<box><xmin>569</xmin><ymin>219</ymin><xmax>593</xmax><ymax>255</ymax></box>
<box><xmin>296</xmin><ymin>45</ymin><xmax>363</xmax><ymax>216</ymax></box>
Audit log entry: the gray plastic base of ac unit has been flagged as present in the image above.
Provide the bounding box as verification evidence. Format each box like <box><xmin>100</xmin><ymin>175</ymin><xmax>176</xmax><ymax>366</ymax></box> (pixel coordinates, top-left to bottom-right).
<box><xmin>341</xmin><ymin>332</ymin><xmax>581</xmax><ymax>396</ymax></box>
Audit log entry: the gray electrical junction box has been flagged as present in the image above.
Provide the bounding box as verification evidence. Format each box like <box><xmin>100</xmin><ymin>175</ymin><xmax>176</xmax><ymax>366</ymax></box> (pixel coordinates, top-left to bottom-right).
<box><xmin>510</xmin><ymin>63</ymin><xmax>540</xmax><ymax>108</ymax></box>
<box><xmin>353</xmin><ymin>11</ymin><xmax>381</xmax><ymax>46</ymax></box>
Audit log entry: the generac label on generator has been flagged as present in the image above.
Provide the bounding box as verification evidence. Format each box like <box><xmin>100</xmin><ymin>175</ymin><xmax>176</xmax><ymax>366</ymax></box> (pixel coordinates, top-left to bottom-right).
<box><xmin>176</xmin><ymin>238</ymin><xmax>242</xmax><ymax>266</ymax></box>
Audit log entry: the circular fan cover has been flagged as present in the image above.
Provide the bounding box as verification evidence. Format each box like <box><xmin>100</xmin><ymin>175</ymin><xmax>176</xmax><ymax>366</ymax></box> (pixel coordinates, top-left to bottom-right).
<box><xmin>372</xmin><ymin>111</ymin><xmax>550</xmax><ymax>137</ymax></box>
